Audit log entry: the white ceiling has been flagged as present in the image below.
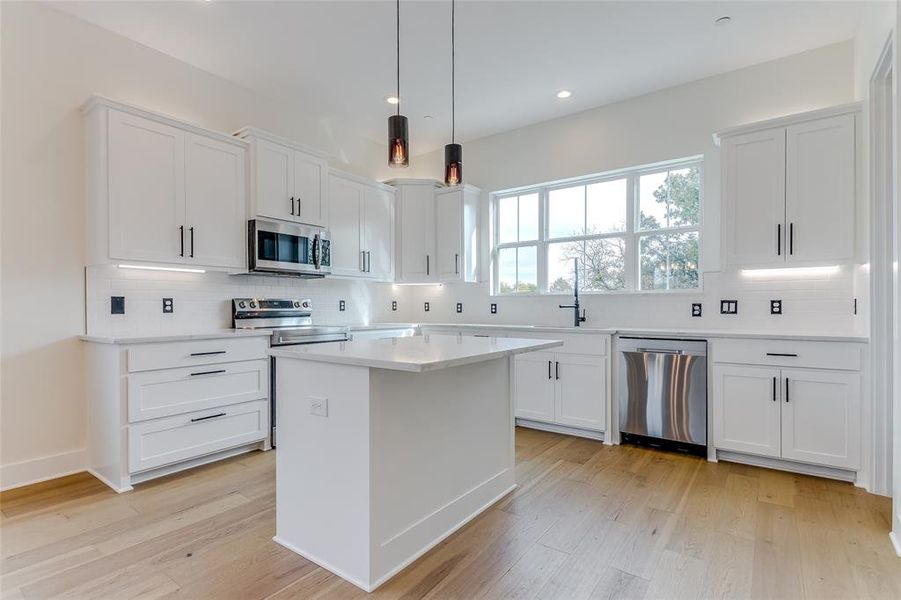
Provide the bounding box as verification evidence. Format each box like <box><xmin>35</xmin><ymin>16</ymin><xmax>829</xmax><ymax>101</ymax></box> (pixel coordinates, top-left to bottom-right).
<box><xmin>50</xmin><ymin>0</ymin><xmax>866</xmax><ymax>156</ymax></box>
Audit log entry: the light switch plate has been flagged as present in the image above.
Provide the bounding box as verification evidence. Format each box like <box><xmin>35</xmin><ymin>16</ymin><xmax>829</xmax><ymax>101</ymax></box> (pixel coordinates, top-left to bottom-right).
<box><xmin>309</xmin><ymin>396</ymin><xmax>328</xmax><ymax>417</ymax></box>
<box><xmin>720</xmin><ymin>300</ymin><xmax>738</xmax><ymax>315</ymax></box>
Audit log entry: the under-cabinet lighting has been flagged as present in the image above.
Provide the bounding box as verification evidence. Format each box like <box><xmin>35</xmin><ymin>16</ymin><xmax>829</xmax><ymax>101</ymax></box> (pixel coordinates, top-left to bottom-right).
<box><xmin>741</xmin><ymin>265</ymin><xmax>840</xmax><ymax>278</ymax></box>
<box><xmin>392</xmin><ymin>283</ymin><xmax>444</xmax><ymax>287</ymax></box>
<box><xmin>117</xmin><ymin>264</ymin><xmax>206</xmax><ymax>274</ymax></box>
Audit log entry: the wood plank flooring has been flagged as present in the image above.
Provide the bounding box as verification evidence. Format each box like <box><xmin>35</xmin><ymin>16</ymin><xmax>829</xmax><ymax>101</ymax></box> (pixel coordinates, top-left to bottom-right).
<box><xmin>1</xmin><ymin>427</ymin><xmax>897</xmax><ymax>599</ymax></box>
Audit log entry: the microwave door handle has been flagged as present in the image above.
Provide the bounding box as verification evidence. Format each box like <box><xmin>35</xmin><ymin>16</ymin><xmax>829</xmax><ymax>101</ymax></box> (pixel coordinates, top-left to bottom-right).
<box><xmin>313</xmin><ymin>233</ymin><xmax>321</xmax><ymax>270</ymax></box>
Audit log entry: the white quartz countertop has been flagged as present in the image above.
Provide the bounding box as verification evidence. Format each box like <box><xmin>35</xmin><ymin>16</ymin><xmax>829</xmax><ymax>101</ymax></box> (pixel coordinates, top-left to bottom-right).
<box><xmin>79</xmin><ymin>329</ymin><xmax>272</xmax><ymax>345</ymax></box>
<box><xmin>269</xmin><ymin>334</ymin><xmax>563</xmax><ymax>372</ymax></box>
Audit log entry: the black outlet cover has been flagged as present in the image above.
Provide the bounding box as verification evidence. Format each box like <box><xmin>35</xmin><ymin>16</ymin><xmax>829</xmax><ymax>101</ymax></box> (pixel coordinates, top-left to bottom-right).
<box><xmin>456</xmin><ymin>303</ymin><xmax>463</xmax><ymax>314</ymax></box>
<box><xmin>424</xmin><ymin>302</ymin><xmax>430</xmax><ymax>312</ymax></box>
<box><xmin>339</xmin><ymin>300</ymin><xmax>346</xmax><ymax>312</ymax></box>
<box><xmin>720</xmin><ymin>300</ymin><xmax>738</xmax><ymax>315</ymax></box>
<box><xmin>392</xmin><ymin>300</ymin><xmax>397</xmax><ymax>312</ymax></box>
<box><xmin>111</xmin><ymin>296</ymin><xmax>125</xmax><ymax>315</ymax></box>
<box><xmin>162</xmin><ymin>298</ymin><xmax>174</xmax><ymax>314</ymax></box>
<box><xmin>691</xmin><ymin>303</ymin><xmax>702</xmax><ymax>317</ymax></box>
<box><xmin>490</xmin><ymin>303</ymin><xmax>498</xmax><ymax>315</ymax></box>
<box><xmin>770</xmin><ymin>299</ymin><xmax>783</xmax><ymax>315</ymax></box>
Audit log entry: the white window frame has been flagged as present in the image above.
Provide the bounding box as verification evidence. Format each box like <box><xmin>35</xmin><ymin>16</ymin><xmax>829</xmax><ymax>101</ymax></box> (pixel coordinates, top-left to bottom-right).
<box><xmin>491</xmin><ymin>156</ymin><xmax>703</xmax><ymax>296</ymax></box>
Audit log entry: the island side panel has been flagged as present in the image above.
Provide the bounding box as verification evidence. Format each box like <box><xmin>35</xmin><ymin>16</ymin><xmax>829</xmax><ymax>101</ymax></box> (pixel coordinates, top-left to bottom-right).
<box><xmin>273</xmin><ymin>357</ymin><xmax>372</xmax><ymax>588</ymax></box>
<box><xmin>369</xmin><ymin>356</ymin><xmax>516</xmax><ymax>585</ymax></box>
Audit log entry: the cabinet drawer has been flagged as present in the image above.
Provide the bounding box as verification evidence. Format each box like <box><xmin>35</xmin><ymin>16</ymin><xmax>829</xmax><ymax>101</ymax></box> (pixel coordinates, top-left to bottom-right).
<box><xmin>127</xmin><ymin>337</ymin><xmax>268</xmax><ymax>372</ymax></box>
<box><xmin>712</xmin><ymin>338</ymin><xmax>861</xmax><ymax>371</ymax></box>
<box><xmin>507</xmin><ymin>332</ymin><xmax>607</xmax><ymax>356</ymax></box>
<box><xmin>128</xmin><ymin>359</ymin><xmax>268</xmax><ymax>422</ymax></box>
<box><xmin>128</xmin><ymin>400</ymin><xmax>268</xmax><ymax>473</ymax></box>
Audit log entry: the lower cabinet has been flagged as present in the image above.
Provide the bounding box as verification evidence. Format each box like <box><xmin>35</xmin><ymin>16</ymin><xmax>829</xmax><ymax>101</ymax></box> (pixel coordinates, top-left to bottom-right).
<box><xmin>514</xmin><ymin>351</ymin><xmax>607</xmax><ymax>432</ymax></box>
<box><xmin>712</xmin><ymin>349</ymin><xmax>862</xmax><ymax>470</ymax></box>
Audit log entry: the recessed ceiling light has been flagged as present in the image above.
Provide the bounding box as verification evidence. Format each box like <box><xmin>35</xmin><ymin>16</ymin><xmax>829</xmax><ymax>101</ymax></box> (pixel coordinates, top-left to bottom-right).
<box><xmin>556</xmin><ymin>90</ymin><xmax>572</xmax><ymax>99</ymax></box>
<box><xmin>714</xmin><ymin>16</ymin><xmax>732</xmax><ymax>26</ymax></box>
<box><xmin>386</xmin><ymin>96</ymin><xmax>400</xmax><ymax>105</ymax></box>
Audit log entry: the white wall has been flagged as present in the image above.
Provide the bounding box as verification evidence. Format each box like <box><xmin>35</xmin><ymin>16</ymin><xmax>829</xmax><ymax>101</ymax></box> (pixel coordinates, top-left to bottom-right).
<box><xmin>400</xmin><ymin>42</ymin><xmax>861</xmax><ymax>336</ymax></box>
<box><xmin>0</xmin><ymin>2</ymin><xmax>392</xmax><ymax>489</ymax></box>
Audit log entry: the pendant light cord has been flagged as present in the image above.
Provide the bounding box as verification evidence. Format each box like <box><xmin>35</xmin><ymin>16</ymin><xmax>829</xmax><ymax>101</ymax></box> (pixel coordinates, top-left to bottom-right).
<box><xmin>451</xmin><ymin>0</ymin><xmax>455</xmax><ymax>143</ymax></box>
<box><xmin>396</xmin><ymin>0</ymin><xmax>401</xmax><ymax>117</ymax></box>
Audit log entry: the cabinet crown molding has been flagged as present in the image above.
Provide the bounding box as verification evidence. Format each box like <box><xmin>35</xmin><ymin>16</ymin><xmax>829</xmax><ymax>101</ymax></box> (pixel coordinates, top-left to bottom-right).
<box><xmin>233</xmin><ymin>126</ymin><xmax>329</xmax><ymax>159</ymax></box>
<box><xmin>713</xmin><ymin>102</ymin><xmax>862</xmax><ymax>146</ymax></box>
<box><xmin>383</xmin><ymin>178</ymin><xmax>444</xmax><ymax>188</ymax></box>
<box><xmin>329</xmin><ymin>168</ymin><xmax>396</xmax><ymax>193</ymax></box>
<box><xmin>81</xmin><ymin>94</ymin><xmax>248</xmax><ymax>148</ymax></box>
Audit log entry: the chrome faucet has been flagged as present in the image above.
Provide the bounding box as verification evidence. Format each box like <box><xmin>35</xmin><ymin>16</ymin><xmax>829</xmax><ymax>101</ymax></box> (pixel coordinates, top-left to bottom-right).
<box><xmin>558</xmin><ymin>258</ymin><xmax>587</xmax><ymax>327</ymax></box>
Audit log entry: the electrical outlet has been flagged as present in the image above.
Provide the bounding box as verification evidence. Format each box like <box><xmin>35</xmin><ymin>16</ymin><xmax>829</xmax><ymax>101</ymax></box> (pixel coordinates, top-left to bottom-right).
<box><xmin>339</xmin><ymin>300</ymin><xmax>346</xmax><ymax>312</ymax></box>
<box><xmin>424</xmin><ymin>302</ymin><xmax>430</xmax><ymax>312</ymax></box>
<box><xmin>691</xmin><ymin>303</ymin><xmax>702</xmax><ymax>317</ymax></box>
<box><xmin>162</xmin><ymin>298</ymin><xmax>174</xmax><ymax>314</ymax></box>
<box><xmin>720</xmin><ymin>300</ymin><xmax>738</xmax><ymax>315</ymax></box>
<box><xmin>456</xmin><ymin>303</ymin><xmax>463</xmax><ymax>313</ymax></box>
<box><xmin>490</xmin><ymin>303</ymin><xmax>497</xmax><ymax>315</ymax></box>
<box><xmin>309</xmin><ymin>396</ymin><xmax>328</xmax><ymax>417</ymax></box>
<box><xmin>392</xmin><ymin>300</ymin><xmax>397</xmax><ymax>312</ymax></box>
<box><xmin>770</xmin><ymin>299</ymin><xmax>783</xmax><ymax>315</ymax></box>
<box><xmin>111</xmin><ymin>296</ymin><xmax>125</xmax><ymax>315</ymax></box>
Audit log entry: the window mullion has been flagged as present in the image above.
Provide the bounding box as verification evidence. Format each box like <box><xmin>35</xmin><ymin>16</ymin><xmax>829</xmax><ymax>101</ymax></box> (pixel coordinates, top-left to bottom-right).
<box><xmin>625</xmin><ymin>173</ymin><xmax>638</xmax><ymax>292</ymax></box>
<box><xmin>538</xmin><ymin>187</ymin><xmax>548</xmax><ymax>292</ymax></box>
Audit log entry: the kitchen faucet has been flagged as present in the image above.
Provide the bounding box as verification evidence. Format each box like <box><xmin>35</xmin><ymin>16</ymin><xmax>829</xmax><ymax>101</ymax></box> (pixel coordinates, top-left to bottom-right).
<box><xmin>558</xmin><ymin>258</ymin><xmax>587</xmax><ymax>327</ymax></box>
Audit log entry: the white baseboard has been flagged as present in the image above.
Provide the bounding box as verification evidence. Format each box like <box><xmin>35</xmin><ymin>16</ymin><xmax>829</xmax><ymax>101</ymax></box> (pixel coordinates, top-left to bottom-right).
<box><xmin>515</xmin><ymin>418</ymin><xmax>605</xmax><ymax>441</ymax></box>
<box><xmin>273</xmin><ymin>536</ymin><xmax>374</xmax><ymax>593</ymax></box>
<box><xmin>0</xmin><ymin>449</ymin><xmax>87</xmax><ymax>491</ymax></box>
<box><xmin>890</xmin><ymin>531</ymin><xmax>901</xmax><ymax>557</ymax></box>
<box><xmin>716</xmin><ymin>450</ymin><xmax>856</xmax><ymax>483</ymax></box>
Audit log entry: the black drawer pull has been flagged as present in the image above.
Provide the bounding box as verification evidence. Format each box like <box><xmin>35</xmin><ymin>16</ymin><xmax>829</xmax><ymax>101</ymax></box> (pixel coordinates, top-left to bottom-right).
<box><xmin>190</xmin><ymin>412</ymin><xmax>226</xmax><ymax>423</ymax></box>
<box><xmin>190</xmin><ymin>350</ymin><xmax>227</xmax><ymax>357</ymax></box>
<box><xmin>766</xmin><ymin>353</ymin><xmax>798</xmax><ymax>357</ymax></box>
<box><xmin>190</xmin><ymin>369</ymin><xmax>226</xmax><ymax>377</ymax></box>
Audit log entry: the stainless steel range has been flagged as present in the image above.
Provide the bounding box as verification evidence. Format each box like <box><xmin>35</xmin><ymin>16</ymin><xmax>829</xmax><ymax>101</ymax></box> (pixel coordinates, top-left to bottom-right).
<box><xmin>232</xmin><ymin>297</ymin><xmax>348</xmax><ymax>445</ymax></box>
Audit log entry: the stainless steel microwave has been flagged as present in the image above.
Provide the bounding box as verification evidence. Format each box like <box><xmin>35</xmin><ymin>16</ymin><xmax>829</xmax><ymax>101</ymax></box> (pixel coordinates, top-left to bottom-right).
<box><xmin>248</xmin><ymin>219</ymin><xmax>331</xmax><ymax>277</ymax></box>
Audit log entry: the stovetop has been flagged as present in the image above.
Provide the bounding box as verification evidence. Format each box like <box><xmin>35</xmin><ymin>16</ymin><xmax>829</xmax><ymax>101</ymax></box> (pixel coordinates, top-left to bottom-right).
<box><xmin>232</xmin><ymin>298</ymin><xmax>348</xmax><ymax>346</ymax></box>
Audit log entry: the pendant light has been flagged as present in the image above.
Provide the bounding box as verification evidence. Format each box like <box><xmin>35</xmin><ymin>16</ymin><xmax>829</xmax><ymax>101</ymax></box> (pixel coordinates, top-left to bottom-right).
<box><xmin>444</xmin><ymin>0</ymin><xmax>462</xmax><ymax>185</ymax></box>
<box><xmin>388</xmin><ymin>0</ymin><xmax>409</xmax><ymax>167</ymax></box>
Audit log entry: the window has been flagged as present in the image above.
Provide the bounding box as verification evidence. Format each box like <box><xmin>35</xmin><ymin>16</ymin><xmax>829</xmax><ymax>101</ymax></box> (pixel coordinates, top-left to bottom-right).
<box><xmin>492</xmin><ymin>158</ymin><xmax>701</xmax><ymax>294</ymax></box>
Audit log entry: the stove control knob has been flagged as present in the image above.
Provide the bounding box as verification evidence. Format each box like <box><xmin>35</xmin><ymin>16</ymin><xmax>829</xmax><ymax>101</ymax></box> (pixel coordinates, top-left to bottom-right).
<box><xmin>301</xmin><ymin>300</ymin><xmax>311</xmax><ymax>309</ymax></box>
<box><xmin>249</xmin><ymin>301</ymin><xmax>257</xmax><ymax>309</ymax></box>
<box><xmin>293</xmin><ymin>301</ymin><xmax>301</xmax><ymax>308</ymax></box>
<box><xmin>238</xmin><ymin>301</ymin><xmax>246</xmax><ymax>309</ymax></box>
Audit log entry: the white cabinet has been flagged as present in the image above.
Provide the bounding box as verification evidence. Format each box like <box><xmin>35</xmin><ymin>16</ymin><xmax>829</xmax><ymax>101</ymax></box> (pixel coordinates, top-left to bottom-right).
<box><xmin>513</xmin><ymin>351</ymin><xmax>556</xmax><ymax>422</ymax></box>
<box><xmin>327</xmin><ymin>170</ymin><xmax>394</xmax><ymax>281</ymax></box>
<box><xmin>554</xmin><ymin>354</ymin><xmax>606</xmax><ymax>430</ymax></box>
<box><xmin>85</xmin><ymin>98</ymin><xmax>247</xmax><ymax>270</ymax></box>
<box><xmin>390</xmin><ymin>179</ymin><xmax>480</xmax><ymax>283</ymax></box>
<box><xmin>238</xmin><ymin>127</ymin><xmax>329</xmax><ymax>227</ymax></box>
<box><xmin>719</xmin><ymin>106</ymin><xmax>858</xmax><ymax>266</ymax></box>
<box><xmin>711</xmin><ymin>338</ymin><xmax>862</xmax><ymax>471</ymax></box>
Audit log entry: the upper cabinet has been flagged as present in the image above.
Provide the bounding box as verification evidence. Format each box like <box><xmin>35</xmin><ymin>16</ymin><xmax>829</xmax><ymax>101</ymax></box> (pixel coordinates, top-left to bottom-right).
<box><xmin>389</xmin><ymin>179</ymin><xmax>480</xmax><ymax>284</ymax></box>
<box><xmin>327</xmin><ymin>170</ymin><xmax>395</xmax><ymax>281</ymax></box>
<box><xmin>236</xmin><ymin>127</ymin><xmax>329</xmax><ymax>228</ymax></box>
<box><xmin>717</xmin><ymin>104</ymin><xmax>859</xmax><ymax>267</ymax></box>
<box><xmin>85</xmin><ymin>97</ymin><xmax>247</xmax><ymax>270</ymax></box>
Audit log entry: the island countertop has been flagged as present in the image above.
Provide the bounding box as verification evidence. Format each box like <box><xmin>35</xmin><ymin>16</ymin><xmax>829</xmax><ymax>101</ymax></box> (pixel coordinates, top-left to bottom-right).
<box><xmin>269</xmin><ymin>334</ymin><xmax>562</xmax><ymax>372</ymax></box>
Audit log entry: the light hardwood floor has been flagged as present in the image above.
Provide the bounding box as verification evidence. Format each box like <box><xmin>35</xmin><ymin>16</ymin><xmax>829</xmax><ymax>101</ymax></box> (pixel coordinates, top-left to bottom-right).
<box><xmin>1</xmin><ymin>427</ymin><xmax>898</xmax><ymax>599</ymax></box>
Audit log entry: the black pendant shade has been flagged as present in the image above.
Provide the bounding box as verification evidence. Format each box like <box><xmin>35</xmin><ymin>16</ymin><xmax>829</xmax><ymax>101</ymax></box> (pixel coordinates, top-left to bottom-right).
<box><xmin>389</xmin><ymin>114</ymin><xmax>409</xmax><ymax>168</ymax></box>
<box><xmin>444</xmin><ymin>143</ymin><xmax>462</xmax><ymax>186</ymax></box>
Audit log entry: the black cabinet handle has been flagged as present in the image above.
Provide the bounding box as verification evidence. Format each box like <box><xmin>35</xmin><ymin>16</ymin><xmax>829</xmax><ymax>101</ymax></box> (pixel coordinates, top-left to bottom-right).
<box><xmin>290</xmin><ymin>197</ymin><xmax>295</xmax><ymax>215</ymax></box>
<box><xmin>789</xmin><ymin>222</ymin><xmax>794</xmax><ymax>255</ymax></box>
<box><xmin>772</xmin><ymin>376</ymin><xmax>777</xmax><ymax>402</ymax></box>
<box><xmin>766</xmin><ymin>352</ymin><xmax>798</xmax><ymax>357</ymax></box>
<box><xmin>361</xmin><ymin>250</ymin><xmax>366</xmax><ymax>272</ymax></box>
<box><xmin>189</xmin><ymin>350</ymin><xmax>227</xmax><ymax>357</ymax></box>
<box><xmin>190</xmin><ymin>369</ymin><xmax>225</xmax><ymax>377</ymax></box>
<box><xmin>190</xmin><ymin>412</ymin><xmax>226</xmax><ymax>423</ymax></box>
<box><xmin>426</xmin><ymin>255</ymin><xmax>430</xmax><ymax>275</ymax></box>
<box><xmin>455</xmin><ymin>253</ymin><xmax>460</xmax><ymax>275</ymax></box>
<box><xmin>555</xmin><ymin>361</ymin><xmax>560</xmax><ymax>380</ymax></box>
<box><xmin>548</xmin><ymin>360</ymin><xmax>552</xmax><ymax>380</ymax></box>
<box><xmin>179</xmin><ymin>225</ymin><xmax>185</xmax><ymax>257</ymax></box>
<box><xmin>785</xmin><ymin>377</ymin><xmax>790</xmax><ymax>403</ymax></box>
<box><xmin>777</xmin><ymin>223</ymin><xmax>782</xmax><ymax>256</ymax></box>
<box><xmin>189</xmin><ymin>226</ymin><xmax>195</xmax><ymax>258</ymax></box>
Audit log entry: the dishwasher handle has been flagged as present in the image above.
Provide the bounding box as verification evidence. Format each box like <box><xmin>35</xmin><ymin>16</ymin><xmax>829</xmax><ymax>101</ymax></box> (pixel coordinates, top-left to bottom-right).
<box><xmin>635</xmin><ymin>347</ymin><xmax>684</xmax><ymax>355</ymax></box>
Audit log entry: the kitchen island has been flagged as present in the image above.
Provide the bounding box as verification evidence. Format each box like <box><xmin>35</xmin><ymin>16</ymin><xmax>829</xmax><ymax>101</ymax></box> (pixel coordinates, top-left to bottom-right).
<box><xmin>269</xmin><ymin>333</ymin><xmax>562</xmax><ymax>592</ymax></box>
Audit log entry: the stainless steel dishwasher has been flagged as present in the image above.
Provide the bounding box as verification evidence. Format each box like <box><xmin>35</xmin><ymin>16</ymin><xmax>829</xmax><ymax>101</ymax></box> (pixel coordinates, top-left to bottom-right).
<box><xmin>618</xmin><ymin>337</ymin><xmax>707</xmax><ymax>455</ymax></box>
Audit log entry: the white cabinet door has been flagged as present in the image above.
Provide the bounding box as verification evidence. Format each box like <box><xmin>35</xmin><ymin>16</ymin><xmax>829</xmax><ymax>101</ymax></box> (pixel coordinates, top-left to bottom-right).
<box><xmin>108</xmin><ymin>110</ymin><xmax>185</xmax><ymax>263</ymax></box>
<box><xmin>514</xmin><ymin>351</ymin><xmax>555</xmax><ymax>422</ymax></box>
<box><xmin>785</xmin><ymin>114</ymin><xmax>855</xmax><ymax>263</ymax></box>
<box><xmin>397</xmin><ymin>185</ymin><xmax>436</xmax><ymax>281</ymax></box>
<box><xmin>781</xmin><ymin>369</ymin><xmax>860</xmax><ymax>469</ymax></box>
<box><xmin>294</xmin><ymin>151</ymin><xmax>328</xmax><ymax>227</ymax></box>
<box><xmin>723</xmin><ymin>128</ymin><xmax>786</xmax><ymax>265</ymax></box>
<box><xmin>554</xmin><ymin>354</ymin><xmax>606</xmax><ymax>431</ymax></box>
<box><xmin>254</xmin><ymin>138</ymin><xmax>295</xmax><ymax>222</ymax></box>
<box><xmin>712</xmin><ymin>365</ymin><xmax>782</xmax><ymax>458</ymax></box>
<box><xmin>435</xmin><ymin>190</ymin><xmax>463</xmax><ymax>281</ymax></box>
<box><xmin>328</xmin><ymin>174</ymin><xmax>364</xmax><ymax>277</ymax></box>
<box><xmin>363</xmin><ymin>186</ymin><xmax>394</xmax><ymax>280</ymax></box>
<box><xmin>184</xmin><ymin>134</ymin><xmax>246</xmax><ymax>269</ymax></box>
